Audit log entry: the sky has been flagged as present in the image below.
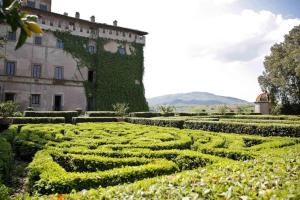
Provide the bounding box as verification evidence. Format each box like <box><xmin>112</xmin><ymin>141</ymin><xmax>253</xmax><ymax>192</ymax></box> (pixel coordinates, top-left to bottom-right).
<box><xmin>52</xmin><ymin>0</ymin><xmax>300</xmax><ymax>102</ymax></box>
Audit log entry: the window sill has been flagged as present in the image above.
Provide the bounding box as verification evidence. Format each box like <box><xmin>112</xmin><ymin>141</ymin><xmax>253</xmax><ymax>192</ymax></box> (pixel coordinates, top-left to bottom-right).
<box><xmin>31</xmin><ymin>104</ymin><xmax>41</xmax><ymax>107</ymax></box>
<box><xmin>52</xmin><ymin>79</ymin><xmax>65</xmax><ymax>85</ymax></box>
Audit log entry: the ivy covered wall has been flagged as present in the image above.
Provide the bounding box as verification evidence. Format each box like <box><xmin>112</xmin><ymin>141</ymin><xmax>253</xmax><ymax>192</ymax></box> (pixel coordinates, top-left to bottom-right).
<box><xmin>53</xmin><ymin>31</ymin><xmax>149</xmax><ymax>112</ymax></box>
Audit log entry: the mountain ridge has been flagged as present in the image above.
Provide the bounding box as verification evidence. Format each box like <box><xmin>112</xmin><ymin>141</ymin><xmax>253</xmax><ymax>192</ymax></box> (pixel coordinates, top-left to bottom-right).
<box><xmin>147</xmin><ymin>92</ymin><xmax>249</xmax><ymax>106</ymax></box>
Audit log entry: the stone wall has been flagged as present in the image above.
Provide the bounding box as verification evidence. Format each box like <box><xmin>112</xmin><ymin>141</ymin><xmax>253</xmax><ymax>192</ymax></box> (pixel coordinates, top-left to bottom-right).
<box><xmin>0</xmin><ymin>3</ymin><xmax>147</xmax><ymax>112</ymax></box>
<box><xmin>0</xmin><ymin>27</ymin><xmax>88</xmax><ymax>111</ymax></box>
<box><xmin>255</xmin><ymin>102</ymin><xmax>271</xmax><ymax>114</ymax></box>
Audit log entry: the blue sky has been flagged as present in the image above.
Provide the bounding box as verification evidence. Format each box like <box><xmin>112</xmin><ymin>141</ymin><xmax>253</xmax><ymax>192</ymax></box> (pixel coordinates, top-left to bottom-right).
<box><xmin>235</xmin><ymin>0</ymin><xmax>300</xmax><ymax>18</ymax></box>
<box><xmin>52</xmin><ymin>0</ymin><xmax>300</xmax><ymax>102</ymax></box>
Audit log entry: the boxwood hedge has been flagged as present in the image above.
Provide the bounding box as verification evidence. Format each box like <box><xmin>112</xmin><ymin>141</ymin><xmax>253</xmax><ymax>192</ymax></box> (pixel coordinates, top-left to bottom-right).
<box><xmin>125</xmin><ymin>118</ymin><xmax>185</xmax><ymax>128</ymax></box>
<box><xmin>86</xmin><ymin>111</ymin><xmax>119</xmax><ymax>117</ymax></box>
<box><xmin>10</xmin><ymin>117</ymin><xmax>65</xmax><ymax>124</ymax></box>
<box><xmin>72</xmin><ymin>117</ymin><xmax>119</xmax><ymax>124</ymax></box>
<box><xmin>184</xmin><ymin>120</ymin><xmax>300</xmax><ymax>137</ymax></box>
<box><xmin>1</xmin><ymin>122</ymin><xmax>299</xmax><ymax>198</ymax></box>
<box><xmin>24</xmin><ymin>111</ymin><xmax>78</xmax><ymax>123</ymax></box>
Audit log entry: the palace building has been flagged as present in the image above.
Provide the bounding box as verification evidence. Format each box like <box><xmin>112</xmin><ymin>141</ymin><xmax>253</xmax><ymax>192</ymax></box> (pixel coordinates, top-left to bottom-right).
<box><xmin>0</xmin><ymin>0</ymin><xmax>148</xmax><ymax>112</ymax></box>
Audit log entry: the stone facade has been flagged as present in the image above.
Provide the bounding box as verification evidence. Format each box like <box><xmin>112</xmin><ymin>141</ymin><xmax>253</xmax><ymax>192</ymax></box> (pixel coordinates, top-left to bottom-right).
<box><xmin>0</xmin><ymin>0</ymin><xmax>147</xmax><ymax>111</ymax></box>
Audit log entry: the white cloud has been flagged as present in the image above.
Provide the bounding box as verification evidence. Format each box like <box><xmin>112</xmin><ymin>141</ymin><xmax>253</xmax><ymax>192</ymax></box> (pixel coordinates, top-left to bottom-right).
<box><xmin>52</xmin><ymin>0</ymin><xmax>300</xmax><ymax>102</ymax></box>
<box><xmin>212</xmin><ymin>0</ymin><xmax>239</xmax><ymax>6</ymax></box>
<box><xmin>189</xmin><ymin>10</ymin><xmax>295</xmax><ymax>62</ymax></box>
<box><xmin>144</xmin><ymin>7</ymin><xmax>300</xmax><ymax>101</ymax></box>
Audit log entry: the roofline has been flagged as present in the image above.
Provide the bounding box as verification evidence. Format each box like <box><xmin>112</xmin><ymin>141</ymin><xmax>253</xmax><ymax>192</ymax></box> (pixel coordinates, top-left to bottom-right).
<box><xmin>22</xmin><ymin>7</ymin><xmax>148</xmax><ymax>36</ymax></box>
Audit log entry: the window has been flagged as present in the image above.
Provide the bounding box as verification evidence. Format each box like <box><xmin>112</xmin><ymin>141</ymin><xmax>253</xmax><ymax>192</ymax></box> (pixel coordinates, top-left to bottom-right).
<box><xmin>34</xmin><ymin>36</ymin><xmax>42</xmax><ymax>45</ymax></box>
<box><xmin>90</xmin><ymin>29</ymin><xmax>95</xmax><ymax>34</ymax></box>
<box><xmin>42</xmin><ymin>19</ymin><xmax>46</xmax><ymax>24</ymax></box>
<box><xmin>54</xmin><ymin>66</ymin><xmax>64</xmax><ymax>80</ymax></box>
<box><xmin>50</xmin><ymin>21</ymin><xmax>53</xmax><ymax>26</ymax></box>
<box><xmin>123</xmin><ymin>32</ymin><xmax>126</xmax><ymax>37</ymax></box>
<box><xmin>32</xmin><ymin>64</ymin><xmax>41</xmax><ymax>78</ymax></box>
<box><xmin>103</xmin><ymin>29</ymin><xmax>105</xmax><ymax>33</ymax></box>
<box><xmin>27</xmin><ymin>0</ymin><xmax>35</xmax><ymax>8</ymax></box>
<box><xmin>5</xmin><ymin>61</ymin><xmax>16</xmax><ymax>75</ymax></box>
<box><xmin>39</xmin><ymin>4</ymin><xmax>48</xmax><ymax>11</ymax></box>
<box><xmin>31</xmin><ymin>94</ymin><xmax>40</xmax><ymax>105</ymax></box>
<box><xmin>88</xmin><ymin>70</ymin><xmax>94</xmax><ymax>82</ymax></box>
<box><xmin>88</xmin><ymin>46</ymin><xmax>95</xmax><ymax>54</ymax></box>
<box><xmin>5</xmin><ymin>93</ymin><xmax>15</xmax><ymax>102</ymax></box>
<box><xmin>129</xmin><ymin>33</ymin><xmax>132</xmax><ymax>38</ymax></box>
<box><xmin>118</xmin><ymin>47</ymin><xmax>126</xmax><ymax>55</ymax></box>
<box><xmin>56</xmin><ymin>39</ymin><xmax>64</xmax><ymax>49</ymax></box>
<box><xmin>7</xmin><ymin>31</ymin><xmax>16</xmax><ymax>41</ymax></box>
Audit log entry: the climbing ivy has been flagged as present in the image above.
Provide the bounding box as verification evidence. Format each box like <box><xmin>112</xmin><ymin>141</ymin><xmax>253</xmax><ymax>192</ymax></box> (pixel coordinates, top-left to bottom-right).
<box><xmin>53</xmin><ymin>31</ymin><xmax>149</xmax><ymax>112</ymax></box>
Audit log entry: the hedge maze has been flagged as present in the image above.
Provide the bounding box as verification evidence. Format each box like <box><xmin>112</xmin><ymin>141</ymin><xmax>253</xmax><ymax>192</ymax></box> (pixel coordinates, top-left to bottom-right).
<box><xmin>1</xmin><ymin>122</ymin><xmax>299</xmax><ymax>198</ymax></box>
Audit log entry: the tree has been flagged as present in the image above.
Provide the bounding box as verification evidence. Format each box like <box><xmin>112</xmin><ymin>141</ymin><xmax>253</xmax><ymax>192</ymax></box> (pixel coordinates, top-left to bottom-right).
<box><xmin>217</xmin><ymin>104</ymin><xmax>228</xmax><ymax>115</ymax></box>
<box><xmin>157</xmin><ymin>105</ymin><xmax>176</xmax><ymax>113</ymax></box>
<box><xmin>258</xmin><ymin>25</ymin><xmax>300</xmax><ymax>114</ymax></box>
<box><xmin>0</xmin><ymin>0</ymin><xmax>43</xmax><ymax>50</ymax></box>
<box><xmin>112</xmin><ymin>103</ymin><xmax>129</xmax><ymax>116</ymax></box>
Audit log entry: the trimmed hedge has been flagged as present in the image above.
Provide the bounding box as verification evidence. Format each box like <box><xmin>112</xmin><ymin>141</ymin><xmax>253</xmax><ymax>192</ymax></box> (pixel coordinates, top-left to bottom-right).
<box><xmin>237</xmin><ymin>115</ymin><xmax>300</xmax><ymax>121</ymax></box>
<box><xmin>44</xmin><ymin>145</ymin><xmax>300</xmax><ymax>200</ymax></box>
<box><xmin>208</xmin><ymin>114</ymin><xmax>300</xmax><ymax>121</ymax></box>
<box><xmin>129</xmin><ymin>112</ymin><xmax>161</xmax><ymax>118</ymax></box>
<box><xmin>12</xmin><ymin>124</ymin><xmax>71</xmax><ymax>160</ymax></box>
<box><xmin>209</xmin><ymin>112</ymin><xmax>241</xmax><ymax>116</ymax></box>
<box><xmin>0</xmin><ymin>137</ymin><xmax>12</xmax><ymax>183</ymax></box>
<box><xmin>184</xmin><ymin>120</ymin><xmax>300</xmax><ymax>137</ymax></box>
<box><xmin>28</xmin><ymin>150</ymin><xmax>178</xmax><ymax>194</ymax></box>
<box><xmin>125</xmin><ymin>118</ymin><xmax>184</xmax><ymax>129</ymax></box>
<box><xmin>86</xmin><ymin>111</ymin><xmax>119</xmax><ymax>117</ymax></box>
<box><xmin>72</xmin><ymin>117</ymin><xmax>120</xmax><ymax>123</ymax></box>
<box><xmin>239</xmin><ymin>112</ymin><xmax>262</xmax><ymax>115</ymax></box>
<box><xmin>27</xmin><ymin>149</ymin><xmax>220</xmax><ymax>194</ymax></box>
<box><xmin>176</xmin><ymin>112</ymin><xmax>208</xmax><ymax>116</ymax></box>
<box><xmin>161</xmin><ymin>113</ymin><xmax>175</xmax><ymax>117</ymax></box>
<box><xmin>24</xmin><ymin>111</ymin><xmax>78</xmax><ymax>123</ymax></box>
<box><xmin>9</xmin><ymin>117</ymin><xmax>65</xmax><ymax>124</ymax></box>
<box><xmin>52</xmin><ymin>152</ymin><xmax>151</xmax><ymax>172</ymax></box>
<box><xmin>8</xmin><ymin>122</ymin><xmax>299</xmax><ymax>197</ymax></box>
<box><xmin>220</xmin><ymin>118</ymin><xmax>300</xmax><ymax>125</ymax></box>
<box><xmin>128</xmin><ymin>112</ymin><xmax>177</xmax><ymax>118</ymax></box>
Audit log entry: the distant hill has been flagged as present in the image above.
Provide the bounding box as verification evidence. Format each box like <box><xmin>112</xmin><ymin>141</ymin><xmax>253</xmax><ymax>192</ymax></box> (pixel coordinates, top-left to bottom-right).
<box><xmin>147</xmin><ymin>92</ymin><xmax>249</xmax><ymax>107</ymax></box>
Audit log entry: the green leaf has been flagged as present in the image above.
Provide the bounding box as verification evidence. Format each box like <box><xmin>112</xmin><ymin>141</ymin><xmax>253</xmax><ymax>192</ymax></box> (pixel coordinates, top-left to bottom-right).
<box><xmin>5</xmin><ymin>0</ymin><xmax>20</xmax><ymax>12</ymax></box>
<box><xmin>15</xmin><ymin>28</ymin><xmax>27</xmax><ymax>50</ymax></box>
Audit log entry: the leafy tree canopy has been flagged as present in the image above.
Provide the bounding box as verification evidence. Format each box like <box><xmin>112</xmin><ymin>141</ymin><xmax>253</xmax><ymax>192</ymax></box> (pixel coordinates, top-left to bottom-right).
<box><xmin>258</xmin><ymin>25</ymin><xmax>300</xmax><ymax>114</ymax></box>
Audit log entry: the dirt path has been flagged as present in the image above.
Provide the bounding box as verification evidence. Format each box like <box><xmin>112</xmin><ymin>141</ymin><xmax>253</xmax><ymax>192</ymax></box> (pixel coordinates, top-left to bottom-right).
<box><xmin>8</xmin><ymin>160</ymin><xmax>29</xmax><ymax>198</ymax></box>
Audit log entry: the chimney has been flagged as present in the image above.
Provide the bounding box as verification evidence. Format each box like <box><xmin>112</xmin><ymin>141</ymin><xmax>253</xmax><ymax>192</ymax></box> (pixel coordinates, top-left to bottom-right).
<box><xmin>63</xmin><ymin>12</ymin><xmax>68</xmax><ymax>16</ymax></box>
<box><xmin>90</xmin><ymin>15</ymin><xmax>95</xmax><ymax>23</ymax></box>
<box><xmin>113</xmin><ymin>20</ymin><xmax>118</xmax><ymax>26</ymax></box>
<box><xmin>75</xmin><ymin>12</ymin><xmax>80</xmax><ymax>19</ymax></box>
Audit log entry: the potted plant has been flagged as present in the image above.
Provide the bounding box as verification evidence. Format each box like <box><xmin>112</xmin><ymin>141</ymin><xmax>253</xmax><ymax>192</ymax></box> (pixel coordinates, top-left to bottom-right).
<box><xmin>0</xmin><ymin>101</ymin><xmax>18</xmax><ymax>131</ymax></box>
